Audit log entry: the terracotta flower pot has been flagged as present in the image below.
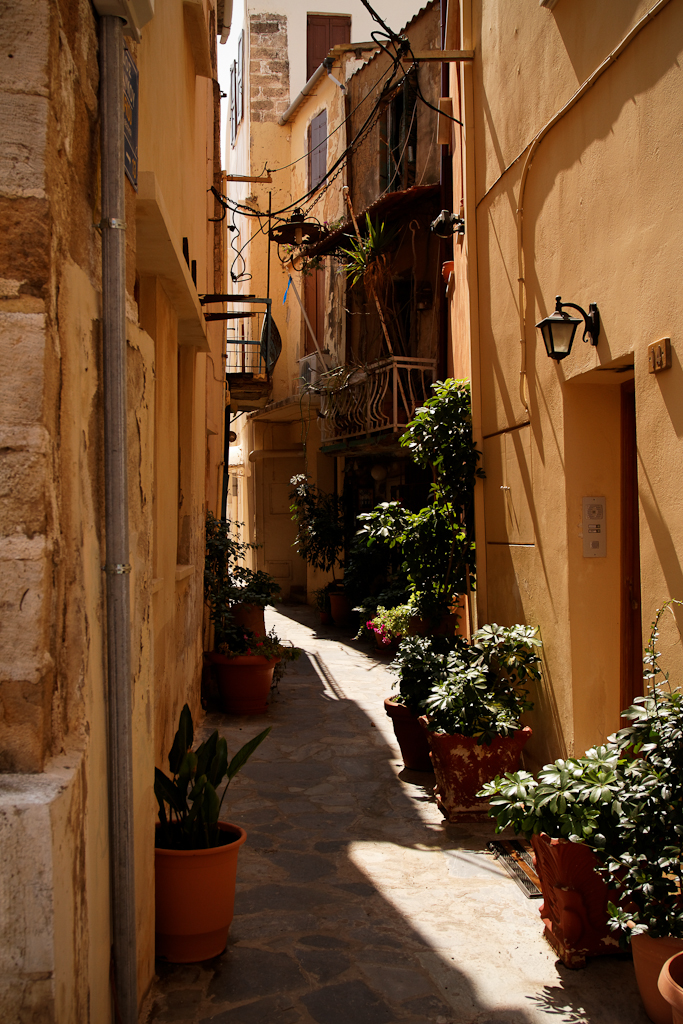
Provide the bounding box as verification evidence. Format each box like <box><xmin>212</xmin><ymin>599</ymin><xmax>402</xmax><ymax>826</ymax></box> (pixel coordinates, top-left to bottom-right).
<box><xmin>329</xmin><ymin>592</ymin><xmax>353</xmax><ymax>627</ymax></box>
<box><xmin>374</xmin><ymin>635</ymin><xmax>400</xmax><ymax>657</ymax></box>
<box><xmin>420</xmin><ymin>721</ymin><xmax>531</xmax><ymax>821</ymax></box>
<box><xmin>632</xmin><ymin>933</ymin><xmax>683</xmax><ymax>1024</ymax></box>
<box><xmin>384</xmin><ymin>698</ymin><xmax>433</xmax><ymax>772</ymax></box>
<box><xmin>230</xmin><ymin>602</ymin><xmax>266</xmax><ymax>636</ymax></box>
<box><xmin>212</xmin><ymin>653</ymin><xmax>279</xmax><ymax>714</ymax></box>
<box><xmin>530</xmin><ymin>833</ymin><xmax>620</xmax><ymax>968</ymax></box>
<box><xmin>658</xmin><ymin>950</ymin><xmax>683</xmax><ymax>1024</ymax></box>
<box><xmin>155</xmin><ymin>821</ymin><xmax>247</xmax><ymax>963</ymax></box>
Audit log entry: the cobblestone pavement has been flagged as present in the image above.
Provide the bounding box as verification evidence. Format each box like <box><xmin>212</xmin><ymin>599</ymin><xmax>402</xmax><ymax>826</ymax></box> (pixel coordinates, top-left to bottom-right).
<box><xmin>141</xmin><ymin>606</ymin><xmax>649</xmax><ymax>1024</ymax></box>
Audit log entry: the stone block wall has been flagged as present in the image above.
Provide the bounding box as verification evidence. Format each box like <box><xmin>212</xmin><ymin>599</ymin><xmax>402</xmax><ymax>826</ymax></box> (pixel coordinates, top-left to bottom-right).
<box><xmin>249</xmin><ymin>13</ymin><xmax>289</xmax><ymax>124</ymax></box>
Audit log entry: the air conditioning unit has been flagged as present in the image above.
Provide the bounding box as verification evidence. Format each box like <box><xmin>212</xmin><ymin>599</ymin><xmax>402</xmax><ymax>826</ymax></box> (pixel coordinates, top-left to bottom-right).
<box><xmin>298</xmin><ymin>353</ymin><xmax>321</xmax><ymax>390</ymax></box>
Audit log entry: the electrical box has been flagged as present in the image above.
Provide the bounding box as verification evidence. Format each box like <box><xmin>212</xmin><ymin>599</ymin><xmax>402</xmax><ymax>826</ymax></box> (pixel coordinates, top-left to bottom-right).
<box><xmin>648</xmin><ymin>337</ymin><xmax>672</xmax><ymax>373</ymax></box>
<box><xmin>582</xmin><ymin>496</ymin><xmax>606</xmax><ymax>558</ymax></box>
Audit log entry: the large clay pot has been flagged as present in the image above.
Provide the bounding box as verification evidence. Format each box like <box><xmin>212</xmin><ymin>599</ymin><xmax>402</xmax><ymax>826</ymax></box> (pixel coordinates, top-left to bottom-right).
<box><xmin>384</xmin><ymin>698</ymin><xmax>433</xmax><ymax>772</ymax></box>
<box><xmin>155</xmin><ymin>821</ymin><xmax>247</xmax><ymax>963</ymax></box>
<box><xmin>230</xmin><ymin>603</ymin><xmax>266</xmax><ymax>636</ymax></box>
<box><xmin>329</xmin><ymin>591</ymin><xmax>353</xmax><ymax>627</ymax></box>
<box><xmin>212</xmin><ymin>653</ymin><xmax>279</xmax><ymax>714</ymax></box>
<box><xmin>530</xmin><ymin>833</ymin><xmax>620</xmax><ymax>968</ymax></box>
<box><xmin>658</xmin><ymin>950</ymin><xmax>683</xmax><ymax>1024</ymax></box>
<box><xmin>632</xmin><ymin>933</ymin><xmax>683</xmax><ymax>1024</ymax></box>
<box><xmin>420</xmin><ymin>721</ymin><xmax>531</xmax><ymax>821</ymax></box>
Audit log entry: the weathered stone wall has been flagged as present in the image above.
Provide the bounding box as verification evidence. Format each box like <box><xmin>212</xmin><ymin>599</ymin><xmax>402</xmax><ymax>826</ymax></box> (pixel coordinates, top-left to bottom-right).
<box><xmin>249</xmin><ymin>13</ymin><xmax>289</xmax><ymax>124</ymax></box>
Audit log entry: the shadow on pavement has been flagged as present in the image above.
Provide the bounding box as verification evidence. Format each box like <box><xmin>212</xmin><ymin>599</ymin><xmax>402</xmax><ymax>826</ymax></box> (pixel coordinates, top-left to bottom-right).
<box><xmin>143</xmin><ymin>605</ymin><xmax>648</xmax><ymax>1024</ymax></box>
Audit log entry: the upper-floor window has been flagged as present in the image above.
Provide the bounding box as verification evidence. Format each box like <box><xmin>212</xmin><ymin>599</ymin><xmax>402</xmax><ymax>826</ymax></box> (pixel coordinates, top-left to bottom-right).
<box><xmin>230</xmin><ymin>30</ymin><xmax>244</xmax><ymax>146</ymax></box>
<box><xmin>306</xmin><ymin>13</ymin><xmax>351</xmax><ymax>81</ymax></box>
<box><xmin>379</xmin><ymin>72</ymin><xmax>417</xmax><ymax>193</ymax></box>
<box><xmin>309</xmin><ymin>109</ymin><xmax>327</xmax><ymax>190</ymax></box>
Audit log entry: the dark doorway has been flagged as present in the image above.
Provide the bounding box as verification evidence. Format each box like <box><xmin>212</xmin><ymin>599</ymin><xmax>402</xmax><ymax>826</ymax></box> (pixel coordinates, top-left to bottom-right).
<box><xmin>620</xmin><ymin>380</ymin><xmax>643</xmax><ymax>715</ymax></box>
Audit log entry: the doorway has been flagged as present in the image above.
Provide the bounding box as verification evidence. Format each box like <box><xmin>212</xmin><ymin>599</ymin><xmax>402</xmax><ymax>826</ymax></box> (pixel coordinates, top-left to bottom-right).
<box><xmin>620</xmin><ymin>380</ymin><xmax>643</xmax><ymax>713</ymax></box>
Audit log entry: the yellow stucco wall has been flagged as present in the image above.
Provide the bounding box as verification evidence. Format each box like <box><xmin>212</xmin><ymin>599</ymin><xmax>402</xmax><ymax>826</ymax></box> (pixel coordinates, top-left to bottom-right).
<box><xmin>451</xmin><ymin>0</ymin><xmax>683</xmax><ymax>765</ymax></box>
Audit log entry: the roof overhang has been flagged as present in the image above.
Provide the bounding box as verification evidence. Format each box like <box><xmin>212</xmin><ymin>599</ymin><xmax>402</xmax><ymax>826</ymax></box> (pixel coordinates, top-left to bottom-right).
<box><xmin>302</xmin><ymin>183</ymin><xmax>440</xmax><ymax>259</ymax></box>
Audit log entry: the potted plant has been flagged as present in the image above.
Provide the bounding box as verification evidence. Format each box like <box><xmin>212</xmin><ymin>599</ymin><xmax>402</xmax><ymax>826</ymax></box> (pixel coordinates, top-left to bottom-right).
<box><xmin>213</xmin><ymin>624</ymin><xmax>302</xmax><ymax>715</ymax></box>
<box><xmin>480</xmin><ymin>747</ymin><xmax>625</xmax><ymax>967</ymax></box>
<box><xmin>399</xmin><ymin>378</ymin><xmax>484</xmax><ymax>633</ymax></box>
<box><xmin>385</xmin><ymin>633</ymin><xmax>460</xmax><ymax>772</ymax></box>
<box><xmin>204</xmin><ymin>512</ymin><xmax>281</xmax><ymax>641</ymax></box>
<box><xmin>154</xmin><ymin>703</ymin><xmax>270</xmax><ymax>962</ymax></box>
<box><xmin>601</xmin><ymin>603</ymin><xmax>683</xmax><ymax>1023</ymax></box>
<box><xmin>419</xmin><ymin>623</ymin><xmax>541</xmax><ymax>820</ymax></box>
<box><xmin>289</xmin><ymin>474</ymin><xmax>350</xmax><ymax>625</ymax></box>
<box><xmin>366</xmin><ymin>603</ymin><xmax>412</xmax><ymax>653</ymax></box>
<box><xmin>480</xmin><ymin>601</ymin><xmax>683</xmax><ymax>994</ymax></box>
<box><xmin>312</xmin><ymin>585</ymin><xmax>332</xmax><ymax>625</ymax></box>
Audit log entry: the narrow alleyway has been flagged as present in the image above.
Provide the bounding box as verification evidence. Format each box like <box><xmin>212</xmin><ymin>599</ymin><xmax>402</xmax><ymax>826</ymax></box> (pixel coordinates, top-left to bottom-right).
<box><xmin>142</xmin><ymin>607</ymin><xmax>649</xmax><ymax>1024</ymax></box>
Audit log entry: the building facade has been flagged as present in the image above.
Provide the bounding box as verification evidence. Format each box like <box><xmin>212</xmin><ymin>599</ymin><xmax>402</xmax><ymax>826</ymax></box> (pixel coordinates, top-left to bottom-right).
<box><xmin>0</xmin><ymin>0</ymin><xmax>226</xmax><ymax>1018</ymax></box>
<box><xmin>220</xmin><ymin>0</ymin><xmax>445</xmax><ymax>601</ymax></box>
<box><xmin>445</xmin><ymin>0</ymin><xmax>683</xmax><ymax>767</ymax></box>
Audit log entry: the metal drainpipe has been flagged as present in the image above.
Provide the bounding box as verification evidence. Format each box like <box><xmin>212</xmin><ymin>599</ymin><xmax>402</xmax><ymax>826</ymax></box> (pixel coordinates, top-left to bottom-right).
<box><xmin>99</xmin><ymin>15</ymin><xmax>138</xmax><ymax>1023</ymax></box>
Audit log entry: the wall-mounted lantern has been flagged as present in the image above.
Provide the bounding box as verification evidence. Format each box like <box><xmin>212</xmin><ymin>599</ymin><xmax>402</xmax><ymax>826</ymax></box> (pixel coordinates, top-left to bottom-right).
<box><xmin>536</xmin><ymin>295</ymin><xmax>600</xmax><ymax>361</ymax></box>
<box><xmin>430</xmin><ymin>209</ymin><xmax>465</xmax><ymax>238</ymax></box>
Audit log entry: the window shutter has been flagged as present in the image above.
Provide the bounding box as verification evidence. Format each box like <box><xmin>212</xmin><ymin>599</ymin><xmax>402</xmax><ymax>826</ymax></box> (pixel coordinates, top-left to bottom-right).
<box><xmin>229</xmin><ymin>61</ymin><xmax>236</xmax><ymax>145</ymax></box>
<box><xmin>309</xmin><ymin>110</ymin><xmax>327</xmax><ymax>190</ymax></box>
<box><xmin>306</xmin><ymin>15</ymin><xmax>350</xmax><ymax>81</ymax></box>
<box><xmin>236</xmin><ymin>31</ymin><xmax>243</xmax><ymax>125</ymax></box>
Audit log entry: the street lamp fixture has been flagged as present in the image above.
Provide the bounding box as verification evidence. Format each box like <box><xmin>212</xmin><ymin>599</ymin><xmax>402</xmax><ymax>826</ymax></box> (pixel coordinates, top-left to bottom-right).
<box><xmin>536</xmin><ymin>295</ymin><xmax>600</xmax><ymax>361</ymax></box>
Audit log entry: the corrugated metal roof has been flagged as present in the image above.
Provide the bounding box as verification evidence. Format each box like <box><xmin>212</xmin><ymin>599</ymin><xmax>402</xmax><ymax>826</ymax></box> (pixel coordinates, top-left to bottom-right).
<box><xmin>302</xmin><ymin>182</ymin><xmax>440</xmax><ymax>258</ymax></box>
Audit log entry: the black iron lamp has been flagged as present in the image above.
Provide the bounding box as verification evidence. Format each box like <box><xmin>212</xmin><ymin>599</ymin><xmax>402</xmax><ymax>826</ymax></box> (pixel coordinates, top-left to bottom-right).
<box><xmin>430</xmin><ymin>209</ymin><xmax>465</xmax><ymax>238</ymax></box>
<box><xmin>536</xmin><ymin>295</ymin><xmax>600</xmax><ymax>361</ymax></box>
<box><xmin>269</xmin><ymin>210</ymin><xmax>326</xmax><ymax>246</ymax></box>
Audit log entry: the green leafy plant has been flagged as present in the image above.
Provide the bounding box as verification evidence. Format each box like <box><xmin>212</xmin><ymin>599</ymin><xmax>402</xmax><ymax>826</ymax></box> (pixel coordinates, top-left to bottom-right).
<box><xmin>480</xmin><ymin>601</ymin><xmax>683</xmax><ymax>941</ymax></box>
<box><xmin>604</xmin><ymin>601</ymin><xmax>683</xmax><ymax>939</ymax></box>
<box><xmin>480</xmin><ymin>745</ymin><xmax>625</xmax><ymax>846</ymax></box>
<box><xmin>422</xmin><ymin>624</ymin><xmax>541</xmax><ymax>744</ymax></box>
<box><xmin>154</xmin><ymin>703</ymin><xmax>270</xmax><ymax>850</ymax></box>
<box><xmin>389</xmin><ymin>633</ymin><xmax>463</xmax><ymax>711</ymax></box>
<box><xmin>399</xmin><ymin>378</ymin><xmax>485</xmax><ymax>511</ymax></box>
<box><xmin>289</xmin><ymin>474</ymin><xmax>345</xmax><ymax>581</ymax></box>
<box><xmin>340</xmin><ymin>213</ymin><xmax>397</xmax><ymax>296</ymax></box>
<box><xmin>356</xmin><ymin>500</ymin><xmax>472</xmax><ymax>627</ymax></box>
<box><xmin>366</xmin><ymin>603</ymin><xmax>413</xmax><ymax>645</ymax></box>
<box><xmin>205</xmin><ymin>513</ymin><xmax>281</xmax><ymax>648</ymax></box>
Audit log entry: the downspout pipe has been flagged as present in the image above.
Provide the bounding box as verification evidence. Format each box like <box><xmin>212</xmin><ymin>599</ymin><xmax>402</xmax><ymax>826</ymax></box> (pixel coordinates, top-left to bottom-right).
<box><xmin>99</xmin><ymin>15</ymin><xmax>138</xmax><ymax>1023</ymax></box>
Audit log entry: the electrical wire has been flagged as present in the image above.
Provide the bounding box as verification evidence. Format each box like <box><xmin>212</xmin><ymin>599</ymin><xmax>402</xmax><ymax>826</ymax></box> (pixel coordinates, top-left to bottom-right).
<box><xmin>264</xmin><ymin>58</ymin><xmax>397</xmax><ymax>175</ymax></box>
<box><xmin>217</xmin><ymin>48</ymin><xmax>408</xmax><ymax>222</ymax></box>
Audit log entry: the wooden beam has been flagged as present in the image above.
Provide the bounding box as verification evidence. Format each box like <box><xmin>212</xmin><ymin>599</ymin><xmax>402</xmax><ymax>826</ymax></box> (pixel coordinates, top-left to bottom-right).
<box><xmin>223</xmin><ymin>173</ymin><xmax>273</xmax><ymax>183</ymax></box>
<box><xmin>402</xmin><ymin>49</ymin><xmax>474</xmax><ymax>62</ymax></box>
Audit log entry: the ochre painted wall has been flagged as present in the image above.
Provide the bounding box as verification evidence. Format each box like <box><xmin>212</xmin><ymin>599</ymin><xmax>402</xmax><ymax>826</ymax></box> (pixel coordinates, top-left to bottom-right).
<box><xmin>451</xmin><ymin>0</ymin><xmax>683</xmax><ymax>766</ymax></box>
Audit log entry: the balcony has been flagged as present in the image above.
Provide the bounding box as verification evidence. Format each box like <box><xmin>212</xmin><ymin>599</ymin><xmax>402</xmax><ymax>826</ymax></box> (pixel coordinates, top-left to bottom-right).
<box><xmin>319</xmin><ymin>356</ymin><xmax>436</xmax><ymax>452</ymax></box>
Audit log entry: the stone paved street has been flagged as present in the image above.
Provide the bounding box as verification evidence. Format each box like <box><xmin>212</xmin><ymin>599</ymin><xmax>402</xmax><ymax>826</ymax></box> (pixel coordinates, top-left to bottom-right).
<box><xmin>141</xmin><ymin>606</ymin><xmax>650</xmax><ymax>1024</ymax></box>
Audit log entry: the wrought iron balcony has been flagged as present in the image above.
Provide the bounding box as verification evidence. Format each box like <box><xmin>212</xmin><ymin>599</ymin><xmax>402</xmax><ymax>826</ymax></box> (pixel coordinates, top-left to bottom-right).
<box><xmin>319</xmin><ymin>356</ymin><xmax>436</xmax><ymax>448</ymax></box>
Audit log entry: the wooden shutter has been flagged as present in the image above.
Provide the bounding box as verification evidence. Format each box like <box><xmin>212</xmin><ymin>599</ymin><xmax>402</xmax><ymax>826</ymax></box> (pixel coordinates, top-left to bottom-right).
<box><xmin>229</xmin><ymin>61</ymin><xmax>236</xmax><ymax>145</ymax></box>
<box><xmin>306</xmin><ymin>14</ymin><xmax>350</xmax><ymax>81</ymax></box>
<box><xmin>308</xmin><ymin>109</ymin><xmax>327</xmax><ymax>190</ymax></box>
<box><xmin>303</xmin><ymin>267</ymin><xmax>325</xmax><ymax>355</ymax></box>
<box><xmin>236</xmin><ymin>31</ymin><xmax>243</xmax><ymax>125</ymax></box>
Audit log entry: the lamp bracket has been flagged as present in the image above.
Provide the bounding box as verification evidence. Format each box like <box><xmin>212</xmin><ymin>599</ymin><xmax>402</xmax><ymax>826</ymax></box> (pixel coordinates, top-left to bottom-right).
<box><xmin>555</xmin><ymin>295</ymin><xmax>600</xmax><ymax>347</ymax></box>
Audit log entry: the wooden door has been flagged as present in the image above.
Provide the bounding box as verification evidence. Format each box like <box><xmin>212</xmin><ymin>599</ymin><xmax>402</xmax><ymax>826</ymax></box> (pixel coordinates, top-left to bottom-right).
<box><xmin>620</xmin><ymin>380</ymin><xmax>643</xmax><ymax>714</ymax></box>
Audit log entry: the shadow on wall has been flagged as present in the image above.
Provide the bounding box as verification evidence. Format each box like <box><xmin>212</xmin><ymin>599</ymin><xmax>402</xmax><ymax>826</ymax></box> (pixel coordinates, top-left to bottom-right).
<box><xmin>146</xmin><ymin>605</ymin><xmax>646</xmax><ymax>1024</ymax></box>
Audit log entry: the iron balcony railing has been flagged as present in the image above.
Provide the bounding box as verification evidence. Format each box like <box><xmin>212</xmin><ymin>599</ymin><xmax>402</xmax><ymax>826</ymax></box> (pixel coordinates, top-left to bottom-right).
<box><xmin>319</xmin><ymin>356</ymin><xmax>436</xmax><ymax>444</ymax></box>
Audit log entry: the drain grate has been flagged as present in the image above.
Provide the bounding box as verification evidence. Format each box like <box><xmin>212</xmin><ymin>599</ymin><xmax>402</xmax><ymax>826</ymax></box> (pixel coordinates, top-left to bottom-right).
<box><xmin>488</xmin><ymin>839</ymin><xmax>543</xmax><ymax>899</ymax></box>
